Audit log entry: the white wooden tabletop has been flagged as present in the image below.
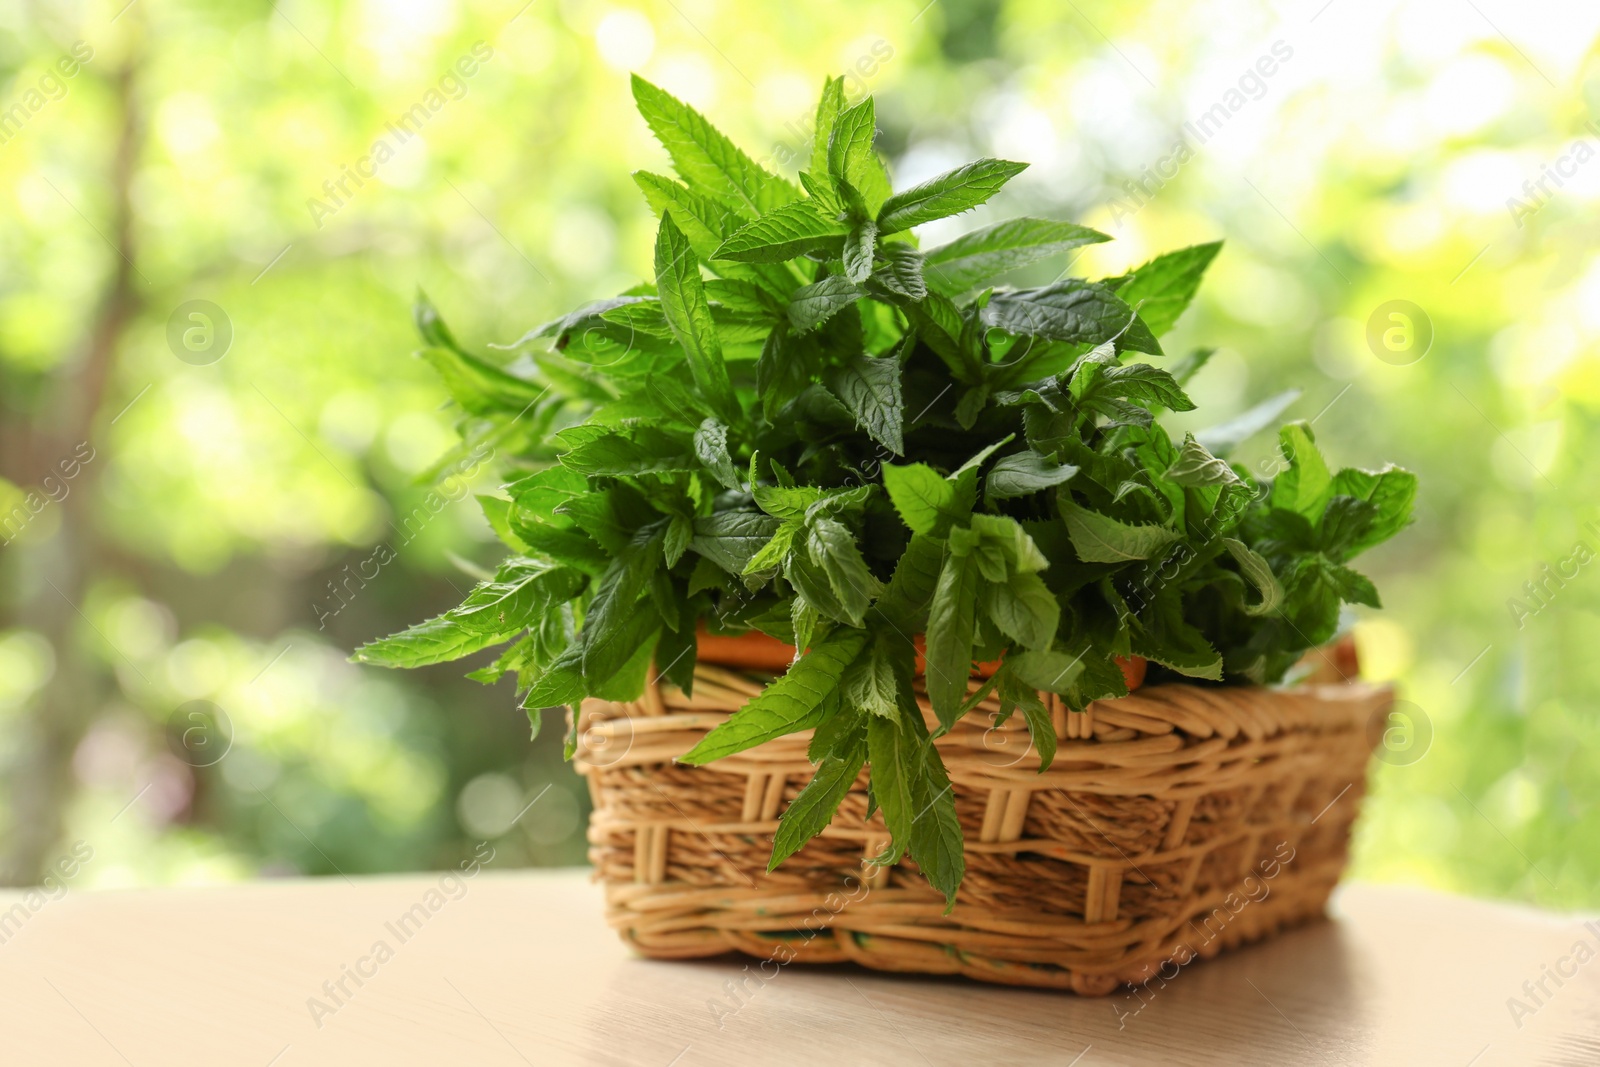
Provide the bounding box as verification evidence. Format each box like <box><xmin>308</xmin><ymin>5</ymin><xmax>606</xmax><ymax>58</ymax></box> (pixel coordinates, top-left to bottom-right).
<box><xmin>2</xmin><ymin>870</ymin><xmax>1596</xmax><ymax>1066</ymax></box>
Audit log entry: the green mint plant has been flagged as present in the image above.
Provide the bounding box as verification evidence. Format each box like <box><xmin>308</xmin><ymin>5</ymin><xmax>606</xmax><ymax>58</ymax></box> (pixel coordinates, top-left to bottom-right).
<box><xmin>352</xmin><ymin>75</ymin><xmax>1416</xmax><ymax>903</ymax></box>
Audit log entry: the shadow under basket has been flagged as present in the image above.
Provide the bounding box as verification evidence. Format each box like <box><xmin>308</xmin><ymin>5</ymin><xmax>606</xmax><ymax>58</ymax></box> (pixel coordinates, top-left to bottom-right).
<box><xmin>573</xmin><ymin>658</ymin><xmax>1392</xmax><ymax>994</ymax></box>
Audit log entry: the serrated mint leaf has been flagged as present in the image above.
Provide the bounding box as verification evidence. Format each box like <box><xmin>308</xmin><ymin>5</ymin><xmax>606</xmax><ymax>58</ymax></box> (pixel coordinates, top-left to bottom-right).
<box><xmin>654</xmin><ymin>213</ymin><xmax>737</xmax><ymax>420</ymax></box>
<box><xmin>807</xmin><ymin>516</ymin><xmax>881</xmax><ymax>625</ymax></box>
<box><xmin>981</xmin><ymin>279</ymin><xmax>1162</xmax><ymax>356</ymax></box>
<box><xmin>556</xmin><ymin>424</ymin><xmax>696</xmax><ymax>477</ymax></box>
<box><xmin>680</xmin><ymin>627</ymin><xmax>867</xmax><ymax>764</ymax></box>
<box><xmin>874</xmin><ymin>533</ymin><xmax>943</xmax><ymax>630</ymax></box>
<box><xmin>580</xmin><ymin>526</ymin><xmax>664</xmax><ymax>682</ymax></box>
<box><xmin>1167</xmin><ymin>434</ymin><xmax>1242</xmax><ymax>488</ymax></box>
<box><xmin>922</xmin><ymin>217</ymin><xmax>1110</xmax><ymax>295</ymax></box>
<box><xmin>693</xmin><ymin>418</ymin><xmax>740</xmax><ymax>489</ymax></box>
<box><xmin>788</xmin><ymin>274</ymin><xmax>864</xmax><ymax>333</ymax></box>
<box><xmin>351</xmin><ymin>614</ymin><xmax>515</xmax><ymax>668</ymax></box>
<box><xmin>1094</xmin><ymin>361</ymin><xmax>1195</xmax><ymax>412</ymax></box>
<box><xmin>843</xmin><ymin>642</ymin><xmax>901</xmax><ymax>719</ymax></box>
<box><xmin>631</xmin><ymin>74</ymin><xmax>799</xmax><ymax>216</ymax></box>
<box><xmin>1133</xmin><ymin>595</ymin><xmax>1224</xmax><ymax>681</ymax></box>
<box><xmin>811</xmin><ymin>76</ymin><xmax>846</xmax><ymax>178</ymax></box>
<box><xmin>755</xmin><ymin>328</ymin><xmax>811</xmax><ymax>419</ymax></box>
<box><xmin>1059</xmin><ymin>500</ymin><xmax>1179</xmax><ymax>563</ymax></box>
<box><xmin>906</xmin><ymin>733</ymin><xmax>963</xmax><ymax>907</ymax></box>
<box><xmin>980</xmin><ymin>571</ymin><xmax>1060</xmax><ymax>650</ymax></box>
<box><xmin>984</xmin><ymin>450</ymin><xmax>1078</xmax><ymax>502</ymax></box>
<box><xmin>926</xmin><ymin>543</ymin><xmax>980</xmax><ymax>729</ymax></box>
<box><xmin>871</xmin><ymin>243</ymin><xmax>928</xmax><ymax>300</ymax></box>
<box><xmin>448</xmin><ymin>560</ymin><xmax>582</xmax><ymax>634</ymax></box>
<box><xmin>690</xmin><ymin>510</ymin><xmax>781</xmax><ymax>575</ymax></box>
<box><xmin>826</xmin><ymin>353</ymin><xmax>903</xmax><ymax>454</ymax></box>
<box><xmin>1327</xmin><ymin>562</ymin><xmax>1381</xmax><ymax>607</ymax></box>
<box><xmin>1329</xmin><ymin>466</ymin><xmax>1417</xmax><ymax>558</ymax></box>
<box><xmin>843</xmin><ymin>219</ymin><xmax>877</xmax><ymax>283</ymax></box>
<box><xmin>1271</xmin><ymin>422</ymin><xmax>1333</xmax><ymax>520</ymax></box>
<box><xmin>418</xmin><ymin>345</ymin><xmax>546</xmax><ymax>417</ymax></box>
<box><xmin>828</xmin><ymin>96</ymin><xmax>893</xmax><ymax>216</ymax></box>
<box><xmin>632</xmin><ymin>171</ymin><xmax>741</xmax><ymax>260</ymax></box>
<box><xmin>1223</xmin><ymin>537</ymin><xmax>1284</xmax><ymax>617</ymax></box>
<box><xmin>877</xmin><ymin>158</ymin><xmax>1029</xmax><ymax>234</ymax></box>
<box><xmin>881</xmin><ymin>462</ymin><xmax>958</xmax><ymax>535</ymax></box>
<box><xmin>1109</xmin><ymin>241</ymin><xmax>1222</xmax><ymax>337</ymax></box>
<box><xmin>769</xmin><ymin>748</ymin><xmax>865</xmax><ymax>869</ymax></box>
<box><xmin>1006</xmin><ymin>648</ymin><xmax>1086</xmax><ymax>694</ymax></box>
<box><xmin>714</xmin><ymin>200</ymin><xmax>848</xmax><ymax>262</ymax></box>
<box><xmin>865</xmin><ymin>711</ymin><xmax>914</xmax><ymax>866</ymax></box>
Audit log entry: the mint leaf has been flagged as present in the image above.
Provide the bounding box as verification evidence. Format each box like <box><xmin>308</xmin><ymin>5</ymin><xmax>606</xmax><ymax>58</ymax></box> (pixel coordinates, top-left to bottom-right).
<box><xmin>448</xmin><ymin>560</ymin><xmax>581</xmax><ymax>634</ymax></box>
<box><xmin>556</xmin><ymin>424</ymin><xmax>696</xmax><ymax>477</ymax></box>
<box><xmin>874</xmin><ymin>532</ymin><xmax>943</xmax><ymax>629</ymax></box>
<box><xmin>352</xmin><ymin>614</ymin><xmax>515</xmax><ymax>668</ymax></box>
<box><xmin>926</xmin><ymin>541</ymin><xmax>980</xmax><ymax>729</ymax></box>
<box><xmin>714</xmin><ymin>200</ymin><xmax>848</xmax><ymax>262</ymax></box>
<box><xmin>981</xmin><ymin>279</ymin><xmax>1162</xmax><ymax>356</ymax></box>
<box><xmin>807</xmin><ymin>516</ymin><xmax>882</xmax><ymax>625</ymax></box>
<box><xmin>417</xmin><ymin>345</ymin><xmax>546</xmax><ymax>417</ymax></box>
<box><xmin>1166</xmin><ymin>435</ymin><xmax>1241</xmax><ymax>488</ymax></box>
<box><xmin>877</xmin><ymin>158</ymin><xmax>1029</xmax><ymax>234</ymax></box>
<box><xmin>789</xmin><ymin>274</ymin><xmax>864</xmax><ymax>332</ymax></box>
<box><xmin>882</xmin><ymin>462</ymin><xmax>962</xmax><ymax>535</ymax></box>
<box><xmin>693</xmin><ymin>418</ymin><xmax>740</xmax><ymax>489</ymax></box>
<box><xmin>997</xmin><ymin>669</ymin><xmax>1057</xmax><ymax>771</ymax></box>
<box><xmin>810</xmin><ymin>76</ymin><xmax>845</xmax><ymax>177</ymax></box>
<box><xmin>865</xmin><ymin>711</ymin><xmax>915</xmax><ymax>865</ymax></box>
<box><xmin>1109</xmin><ymin>241</ymin><xmax>1222</xmax><ymax>337</ymax></box>
<box><xmin>1007</xmin><ymin>648</ymin><xmax>1086</xmax><ymax>694</ymax></box>
<box><xmin>981</xmin><ymin>571</ymin><xmax>1060</xmax><ymax>650</ymax></box>
<box><xmin>826</xmin><ymin>353</ymin><xmax>903</xmax><ymax>454</ymax></box>
<box><xmin>1271</xmin><ymin>422</ymin><xmax>1333</xmax><ymax>520</ymax></box>
<box><xmin>1059</xmin><ymin>500</ymin><xmax>1179</xmax><ymax>563</ymax></box>
<box><xmin>827</xmin><ymin>96</ymin><xmax>893</xmax><ymax>216</ymax></box>
<box><xmin>690</xmin><ymin>510</ymin><xmax>780</xmax><ymax>575</ymax></box>
<box><xmin>923</xmin><ymin>217</ymin><xmax>1110</xmax><ymax>295</ymax></box>
<box><xmin>769</xmin><ymin>747</ymin><xmax>865</xmax><ymax>868</ymax></box>
<box><xmin>843</xmin><ymin>219</ymin><xmax>878</xmax><ymax>283</ymax></box>
<box><xmin>1329</xmin><ymin>466</ymin><xmax>1417</xmax><ymax>557</ymax></box>
<box><xmin>1092</xmin><ymin>361</ymin><xmax>1194</xmax><ymax>412</ymax></box>
<box><xmin>633</xmin><ymin>171</ymin><xmax>741</xmax><ymax>260</ymax></box>
<box><xmin>654</xmin><ymin>213</ymin><xmax>737</xmax><ymax>420</ymax></box>
<box><xmin>1132</xmin><ymin>588</ymin><xmax>1223</xmax><ymax>680</ymax></box>
<box><xmin>680</xmin><ymin>628</ymin><xmax>867</xmax><ymax>764</ymax></box>
<box><xmin>984</xmin><ymin>450</ymin><xmax>1078</xmax><ymax>502</ymax></box>
<box><xmin>580</xmin><ymin>526</ymin><xmax>664</xmax><ymax>682</ymax></box>
<box><xmin>1223</xmin><ymin>537</ymin><xmax>1284</xmax><ymax>616</ymax></box>
<box><xmin>631</xmin><ymin>75</ymin><xmax>798</xmax><ymax>215</ymax></box>
<box><xmin>871</xmin><ymin>244</ymin><xmax>928</xmax><ymax>300</ymax></box>
<box><xmin>906</xmin><ymin>730</ymin><xmax>964</xmax><ymax>907</ymax></box>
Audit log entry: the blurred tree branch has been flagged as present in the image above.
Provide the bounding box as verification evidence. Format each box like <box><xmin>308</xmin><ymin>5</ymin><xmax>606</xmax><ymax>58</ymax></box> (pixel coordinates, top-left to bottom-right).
<box><xmin>1</xmin><ymin>18</ymin><xmax>146</xmax><ymax>885</ymax></box>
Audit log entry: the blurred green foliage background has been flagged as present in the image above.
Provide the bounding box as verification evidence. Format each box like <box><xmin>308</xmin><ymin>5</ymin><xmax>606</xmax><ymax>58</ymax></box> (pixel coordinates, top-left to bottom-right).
<box><xmin>2</xmin><ymin>0</ymin><xmax>1598</xmax><ymax>908</ymax></box>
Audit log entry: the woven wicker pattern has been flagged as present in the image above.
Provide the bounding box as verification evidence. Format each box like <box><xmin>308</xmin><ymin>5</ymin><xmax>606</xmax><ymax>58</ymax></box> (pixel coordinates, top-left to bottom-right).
<box><xmin>575</xmin><ymin>662</ymin><xmax>1391</xmax><ymax>994</ymax></box>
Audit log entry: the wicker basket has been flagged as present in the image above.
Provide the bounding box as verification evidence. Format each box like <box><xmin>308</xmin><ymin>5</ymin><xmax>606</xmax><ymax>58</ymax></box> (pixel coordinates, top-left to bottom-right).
<box><xmin>574</xmin><ymin>644</ymin><xmax>1391</xmax><ymax>994</ymax></box>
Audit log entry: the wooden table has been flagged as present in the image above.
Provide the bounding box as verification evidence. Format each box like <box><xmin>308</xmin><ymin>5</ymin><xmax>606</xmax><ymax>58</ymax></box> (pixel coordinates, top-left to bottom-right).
<box><xmin>3</xmin><ymin>871</ymin><xmax>1597</xmax><ymax>1066</ymax></box>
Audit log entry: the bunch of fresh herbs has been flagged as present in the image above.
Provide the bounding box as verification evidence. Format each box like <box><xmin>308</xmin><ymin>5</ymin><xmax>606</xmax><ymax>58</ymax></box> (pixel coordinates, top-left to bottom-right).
<box><xmin>353</xmin><ymin>75</ymin><xmax>1415</xmax><ymax>902</ymax></box>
